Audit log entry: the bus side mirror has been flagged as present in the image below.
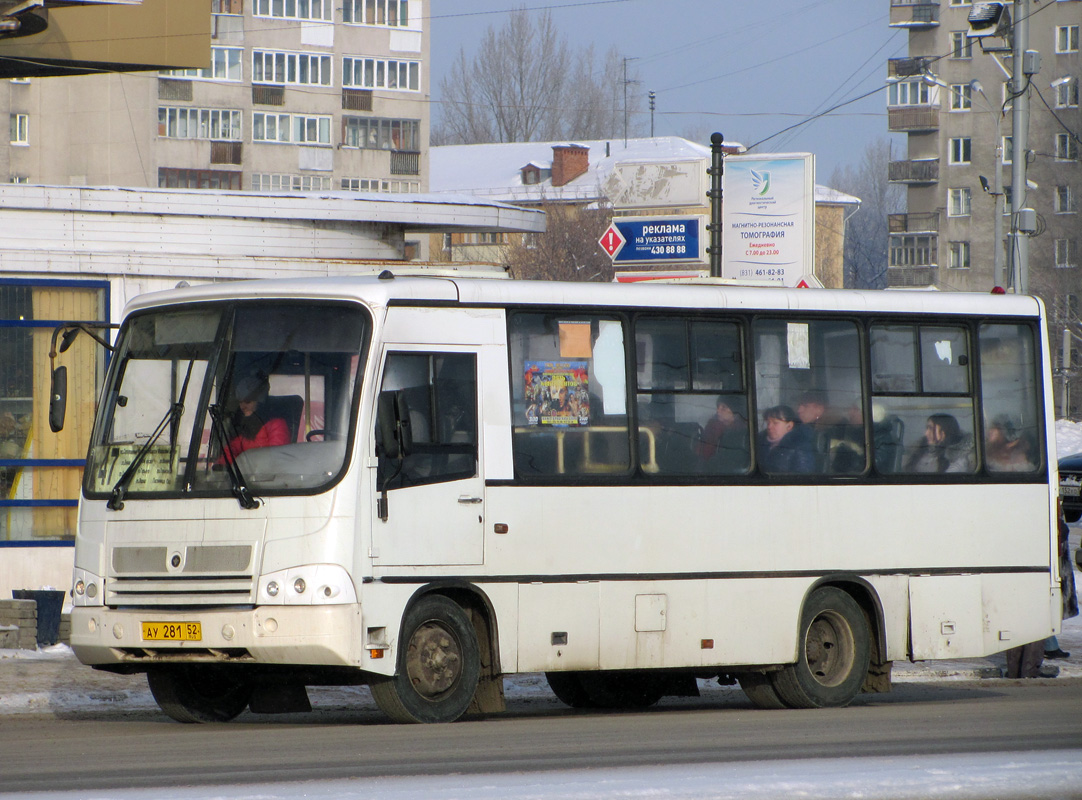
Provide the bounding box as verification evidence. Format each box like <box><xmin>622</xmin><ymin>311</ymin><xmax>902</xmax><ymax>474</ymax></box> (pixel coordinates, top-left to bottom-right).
<box><xmin>49</xmin><ymin>366</ymin><xmax>68</xmax><ymax>433</ymax></box>
<box><xmin>376</xmin><ymin>390</ymin><xmax>412</xmax><ymax>460</ymax></box>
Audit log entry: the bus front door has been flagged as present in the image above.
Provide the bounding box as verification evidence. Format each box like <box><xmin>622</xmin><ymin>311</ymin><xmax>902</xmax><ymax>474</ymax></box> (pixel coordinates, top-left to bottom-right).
<box><xmin>372</xmin><ymin>348</ymin><xmax>484</xmax><ymax>567</ymax></box>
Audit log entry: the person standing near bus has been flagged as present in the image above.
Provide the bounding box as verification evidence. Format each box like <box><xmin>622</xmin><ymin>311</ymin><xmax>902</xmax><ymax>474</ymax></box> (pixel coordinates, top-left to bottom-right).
<box><xmin>757</xmin><ymin>405</ymin><xmax>815</xmax><ymax>473</ymax></box>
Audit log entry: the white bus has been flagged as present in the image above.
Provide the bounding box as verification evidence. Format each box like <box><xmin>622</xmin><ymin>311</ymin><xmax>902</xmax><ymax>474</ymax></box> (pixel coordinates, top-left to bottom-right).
<box><xmin>66</xmin><ymin>275</ymin><xmax>1063</xmax><ymax>723</ymax></box>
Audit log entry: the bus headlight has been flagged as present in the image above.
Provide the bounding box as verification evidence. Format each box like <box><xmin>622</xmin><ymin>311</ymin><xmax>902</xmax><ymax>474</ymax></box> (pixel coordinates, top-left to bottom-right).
<box><xmin>259</xmin><ymin>565</ymin><xmax>356</xmax><ymax>606</ymax></box>
<box><xmin>72</xmin><ymin>568</ymin><xmax>103</xmax><ymax>607</ymax></box>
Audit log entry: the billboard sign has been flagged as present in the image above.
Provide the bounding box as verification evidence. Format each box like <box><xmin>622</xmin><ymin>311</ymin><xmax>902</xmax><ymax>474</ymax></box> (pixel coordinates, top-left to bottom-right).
<box><xmin>722</xmin><ymin>153</ymin><xmax>815</xmax><ymax>287</ymax></box>
<box><xmin>599</xmin><ymin>216</ymin><xmax>706</xmax><ymax>265</ymax></box>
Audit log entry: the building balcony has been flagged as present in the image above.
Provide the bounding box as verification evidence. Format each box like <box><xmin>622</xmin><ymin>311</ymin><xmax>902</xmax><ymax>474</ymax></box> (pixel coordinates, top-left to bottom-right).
<box><xmin>889</xmin><ymin>0</ymin><xmax>940</xmax><ymax>28</ymax></box>
<box><xmin>889</xmin><ymin>212</ymin><xmax>939</xmax><ymax>233</ymax></box>
<box><xmin>888</xmin><ymin>105</ymin><xmax>939</xmax><ymax>132</ymax></box>
<box><xmin>887</xmin><ymin>57</ymin><xmax>929</xmax><ymax>79</ymax></box>
<box><xmin>887</xmin><ymin>265</ymin><xmax>939</xmax><ymax>287</ymax></box>
<box><xmin>888</xmin><ymin>159</ymin><xmax>939</xmax><ymax>184</ymax></box>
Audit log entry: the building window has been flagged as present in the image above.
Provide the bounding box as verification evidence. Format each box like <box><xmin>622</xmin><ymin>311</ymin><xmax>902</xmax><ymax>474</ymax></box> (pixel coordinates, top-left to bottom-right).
<box><xmin>1055</xmin><ymin>77</ymin><xmax>1079</xmax><ymax>107</ymax></box>
<box><xmin>1002</xmin><ymin>135</ymin><xmax>1013</xmax><ymax>164</ymax></box>
<box><xmin>158</xmin><ymin>107</ymin><xmax>242</xmax><ymax>140</ymax></box>
<box><xmin>340</xmin><ymin>177</ymin><xmax>419</xmax><ymax>192</ymax></box>
<box><xmin>949</xmin><ymin>83</ymin><xmax>972</xmax><ymax>110</ymax></box>
<box><xmin>1055</xmin><ymin>185</ymin><xmax>1078</xmax><ymax>213</ymax></box>
<box><xmin>212</xmin><ymin>0</ymin><xmax>243</xmax><ymax>12</ymax></box>
<box><xmin>887</xmin><ymin>79</ymin><xmax>931</xmax><ymax>107</ymax></box>
<box><xmin>161</xmin><ymin>46</ymin><xmax>242</xmax><ymax>81</ymax></box>
<box><xmin>949</xmin><ymin>137</ymin><xmax>972</xmax><ymax>164</ymax></box>
<box><xmin>251</xmin><ymin>173</ymin><xmax>330</xmax><ymax>191</ymax></box>
<box><xmin>0</xmin><ymin>280</ymin><xmax>109</xmax><ymax>542</ymax></box>
<box><xmin>951</xmin><ymin>31</ymin><xmax>973</xmax><ymax>59</ymax></box>
<box><xmin>342</xmin><ymin>56</ymin><xmax>420</xmax><ymax>91</ymax></box>
<box><xmin>949</xmin><ymin>187</ymin><xmax>972</xmax><ymax>217</ymax></box>
<box><xmin>341</xmin><ymin>116</ymin><xmax>419</xmax><ymax>150</ymax></box>
<box><xmin>1056</xmin><ymin>133</ymin><xmax>1080</xmax><ymax>160</ymax></box>
<box><xmin>1056</xmin><ymin>25</ymin><xmax>1080</xmax><ymax>53</ymax></box>
<box><xmin>253</xmin><ymin>0</ymin><xmax>331</xmax><ymax>21</ymax></box>
<box><xmin>9</xmin><ymin>113</ymin><xmax>27</xmax><ymax>145</ymax></box>
<box><xmin>342</xmin><ymin>0</ymin><xmax>409</xmax><ymax>26</ymax></box>
<box><xmin>252</xmin><ymin>112</ymin><xmax>331</xmax><ymax>145</ymax></box>
<box><xmin>1056</xmin><ymin>239</ymin><xmax>1077</xmax><ymax>268</ymax></box>
<box><xmin>948</xmin><ymin>241</ymin><xmax>971</xmax><ymax>269</ymax></box>
<box><xmin>252</xmin><ymin>50</ymin><xmax>332</xmax><ymax>86</ymax></box>
<box><xmin>9</xmin><ymin>175</ymin><xmax>28</xmax><ymax>184</ymax></box>
<box><xmin>158</xmin><ymin>168</ymin><xmax>242</xmax><ymax>190</ymax></box>
<box><xmin>889</xmin><ymin>234</ymin><xmax>936</xmax><ymax>267</ymax></box>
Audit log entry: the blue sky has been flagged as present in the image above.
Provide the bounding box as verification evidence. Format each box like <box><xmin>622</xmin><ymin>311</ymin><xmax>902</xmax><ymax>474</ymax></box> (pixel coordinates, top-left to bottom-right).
<box><xmin>428</xmin><ymin>0</ymin><xmax>908</xmax><ymax>181</ymax></box>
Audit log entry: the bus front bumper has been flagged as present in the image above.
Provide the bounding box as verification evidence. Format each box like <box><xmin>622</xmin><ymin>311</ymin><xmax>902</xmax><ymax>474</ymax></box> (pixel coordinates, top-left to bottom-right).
<box><xmin>68</xmin><ymin>604</ymin><xmax>381</xmax><ymax>671</ymax></box>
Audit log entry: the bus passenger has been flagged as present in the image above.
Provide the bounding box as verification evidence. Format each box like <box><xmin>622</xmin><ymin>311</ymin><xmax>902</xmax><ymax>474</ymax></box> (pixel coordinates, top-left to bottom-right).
<box><xmin>223</xmin><ymin>373</ymin><xmax>290</xmax><ymax>460</ymax></box>
<box><xmin>906</xmin><ymin>413</ymin><xmax>975</xmax><ymax>473</ymax></box>
<box><xmin>985</xmin><ymin>415</ymin><xmax>1035</xmax><ymax>472</ymax></box>
<box><xmin>757</xmin><ymin>405</ymin><xmax>815</xmax><ymax>473</ymax></box>
<box><xmin>696</xmin><ymin>395</ymin><xmax>748</xmax><ymax>472</ymax></box>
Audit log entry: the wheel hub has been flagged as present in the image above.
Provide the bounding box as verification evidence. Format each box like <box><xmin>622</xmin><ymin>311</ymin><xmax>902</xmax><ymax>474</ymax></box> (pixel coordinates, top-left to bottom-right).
<box><xmin>406</xmin><ymin>621</ymin><xmax>462</xmax><ymax>698</ymax></box>
<box><xmin>805</xmin><ymin>611</ymin><xmax>854</xmax><ymax>687</ymax></box>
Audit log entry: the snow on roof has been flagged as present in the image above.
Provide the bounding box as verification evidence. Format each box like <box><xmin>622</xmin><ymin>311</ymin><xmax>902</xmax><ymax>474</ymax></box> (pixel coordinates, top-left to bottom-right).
<box><xmin>430</xmin><ymin>137</ymin><xmax>859</xmax><ymax>207</ymax></box>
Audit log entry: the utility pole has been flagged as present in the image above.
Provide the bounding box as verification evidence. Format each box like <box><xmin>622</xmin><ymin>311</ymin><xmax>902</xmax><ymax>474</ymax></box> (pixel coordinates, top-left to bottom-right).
<box><xmin>648</xmin><ymin>91</ymin><xmax>656</xmax><ymax>137</ymax></box>
<box><xmin>1007</xmin><ymin>0</ymin><xmax>1035</xmax><ymax>294</ymax></box>
<box><xmin>707</xmin><ymin>132</ymin><xmax>725</xmax><ymax>278</ymax></box>
<box><xmin>971</xmin><ymin>80</ymin><xmax>1005</xmax><ymax>289</ymax></box>
<box><xmin>622</xmin><ymin>58</ymin><xmax>639</xmax><ymax>147</ymax></box>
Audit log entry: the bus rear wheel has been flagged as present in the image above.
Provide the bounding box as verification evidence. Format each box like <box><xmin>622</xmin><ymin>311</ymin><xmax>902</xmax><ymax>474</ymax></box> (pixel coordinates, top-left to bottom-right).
<box><xmin>370</xmin><ymin>595</ymin><xmax>480</xmax><ymax>724</ymax></box>
<box><xmin>737</xmin><ymin>672</ymin><xmax>789</xmax><ymax>709</ymax></box>
<box><xmin>770</xmin><ymin>587</ymin><xmax>870</xmax><ymax>709</ymax></box>
<box><xmin>146</xmin><ymin>665</ymin><xmax>252</xmax><ymax>723</ymax></box>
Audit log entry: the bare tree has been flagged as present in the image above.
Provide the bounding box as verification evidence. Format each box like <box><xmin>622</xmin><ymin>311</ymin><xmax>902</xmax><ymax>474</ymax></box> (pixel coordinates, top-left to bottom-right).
<box><xmin>435</xmin><ymin>9</ymin><xmax>642</xmax><ymax>144</ymax></box>
<box><xmin>505</xmin><ymin>202</ymin><xmax>614</xmax><ymax>282</ymax></box>
<box><xmin>829</xmin><ymin>137</ymin><xmax>904</xmax><ymax>289</ymax></box>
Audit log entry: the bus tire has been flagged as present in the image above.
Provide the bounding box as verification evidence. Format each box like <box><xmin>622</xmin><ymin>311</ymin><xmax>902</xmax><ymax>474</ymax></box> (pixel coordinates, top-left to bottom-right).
<box><xmin>146</xmin><ymin>665</ymin><xmax>252</xmax><ymax>723</ymax></box>
<box><xmin>737</xmin><ymin>673</ymin><xmax>789</xmax><ymax>709</ymax></box>
<box><xmin>770</xmin><ymin>587</ymin><xmax>870</xmax><ymax>709</ymax></box>
<box><xmin>370</xmin><ymin>594</ymin><xmax>480</xmax><ymax>724</ymax></box>
<box><xmin>545</xmin><ymin>671</ymin><xmax>591</xmax><ymax>708</ymax></box>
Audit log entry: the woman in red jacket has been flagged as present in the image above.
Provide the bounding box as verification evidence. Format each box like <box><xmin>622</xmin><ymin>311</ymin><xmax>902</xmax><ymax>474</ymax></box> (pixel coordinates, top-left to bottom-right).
<box><xmin>224</xmin><ymin>373</ymin><xmax>290</xmax><ymax>459</ymax></box>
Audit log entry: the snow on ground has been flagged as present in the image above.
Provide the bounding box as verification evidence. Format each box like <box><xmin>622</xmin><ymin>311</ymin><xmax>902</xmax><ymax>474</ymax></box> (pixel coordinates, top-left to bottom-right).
<box><xmin>1057</xmin><ymin>418</ymin><xmax>1082</xmax><ymax>458</ymax></box>
<box><xmin>9</xmin><ymin>751</ymin><xmax>1082</xmax><ymax>800</ymax></box>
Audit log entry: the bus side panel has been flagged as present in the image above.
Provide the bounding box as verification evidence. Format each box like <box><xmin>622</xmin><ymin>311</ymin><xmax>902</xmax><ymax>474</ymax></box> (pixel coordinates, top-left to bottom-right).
<box><xmin>517</xmin><ymin>582</ymin><xmax>599</xmax><ymax>671</ymax></box>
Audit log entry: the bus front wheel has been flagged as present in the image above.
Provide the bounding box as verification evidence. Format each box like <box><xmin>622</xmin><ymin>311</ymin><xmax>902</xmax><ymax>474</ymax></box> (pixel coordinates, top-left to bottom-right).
<box><xmin>770</xmin><ymin>587</ymin><xmax>870</xmax><ymax>709</ymax></box>
<box><xmin>370</xmin><ymin>595</ymin><xmax>481</xmax><ymax>723</ymax></box>
<box><xmin>146</xmin><ymin>665</ymin><xmax>252</xmax><ymax>723</ymax></box>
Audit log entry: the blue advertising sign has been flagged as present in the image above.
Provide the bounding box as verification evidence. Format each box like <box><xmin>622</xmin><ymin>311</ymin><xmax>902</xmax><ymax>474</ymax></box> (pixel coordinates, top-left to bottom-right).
<box><xmin>601</xmin><ymin>216</ymin><xmax>705</xmax><ymax>264</ymax></box>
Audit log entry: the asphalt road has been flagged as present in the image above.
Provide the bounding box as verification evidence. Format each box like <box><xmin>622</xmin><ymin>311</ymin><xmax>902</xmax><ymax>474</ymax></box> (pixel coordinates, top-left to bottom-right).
<box><xmin>2</xmin><ymin>677</ymin><xmax>1080</xmax><ymax>794</ymax></box>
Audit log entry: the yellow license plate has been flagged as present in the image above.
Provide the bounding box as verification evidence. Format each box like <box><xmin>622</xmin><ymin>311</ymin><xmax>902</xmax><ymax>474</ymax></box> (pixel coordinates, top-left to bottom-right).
<box><xmin>141</xmin><ymin>621</ymin><xmax>202</xmax><ymax>641</ymax></box>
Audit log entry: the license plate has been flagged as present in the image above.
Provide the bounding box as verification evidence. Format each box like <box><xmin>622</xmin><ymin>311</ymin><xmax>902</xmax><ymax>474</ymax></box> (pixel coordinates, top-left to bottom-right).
<box><xmin>1061</xmin><ymin>484</ymin><xmax>1081</xmax><ymax>496</ymax></box>
<box><xmin>141</xmin><ymin>621</ymin><xmax>202</xmax><ymax>641</ymax></box>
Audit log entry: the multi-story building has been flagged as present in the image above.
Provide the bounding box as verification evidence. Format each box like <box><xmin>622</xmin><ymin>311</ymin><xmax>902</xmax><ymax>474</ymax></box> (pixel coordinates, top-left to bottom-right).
<box><xmin>1</xmin><ymin>0</ymin><xmax>427</xmax><ymax>195</ymax></box>
<box><xmin>887</xmin><ymin>0</ymin><xmax>1081</xmax><ymax>415</ymax></box>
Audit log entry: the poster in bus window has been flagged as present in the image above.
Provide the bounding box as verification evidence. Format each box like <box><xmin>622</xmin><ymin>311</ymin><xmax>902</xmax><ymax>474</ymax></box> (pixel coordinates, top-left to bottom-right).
<box><xmin>524</xmin><ymin>360</ymin><xmax>590</xmax><ymax>426</ymax></box>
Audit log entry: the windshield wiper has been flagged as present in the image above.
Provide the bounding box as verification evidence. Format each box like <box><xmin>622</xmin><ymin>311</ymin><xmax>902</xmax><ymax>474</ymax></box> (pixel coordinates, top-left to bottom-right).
<box><xmin>108</xmin><ymin>401</ymin><xmax>183</xmax><ymax>511</ymax></box>
<box><xmin>107</xmin><ymin>360</ymin><xmax>196</xmax><ymax>511</ymax></box>
<box><xmin>209</xmin><ymin>403</ymin><xmax>260</xmax><ymax>510</ymax></box>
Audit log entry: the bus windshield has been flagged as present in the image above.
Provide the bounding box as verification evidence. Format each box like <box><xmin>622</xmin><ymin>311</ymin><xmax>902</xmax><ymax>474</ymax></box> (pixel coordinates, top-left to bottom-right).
<box><xmin>84</xmin><ymin>301</ymin><xmax>367</xmax><ymax>500</ymax></box>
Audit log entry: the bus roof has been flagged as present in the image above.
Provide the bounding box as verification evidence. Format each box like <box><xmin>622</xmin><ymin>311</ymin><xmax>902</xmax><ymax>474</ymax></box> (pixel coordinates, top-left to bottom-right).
<box><xmin>123</xmin><ymin>274</ymin><xmax>1045</xmax><ymax>320</ymax></box>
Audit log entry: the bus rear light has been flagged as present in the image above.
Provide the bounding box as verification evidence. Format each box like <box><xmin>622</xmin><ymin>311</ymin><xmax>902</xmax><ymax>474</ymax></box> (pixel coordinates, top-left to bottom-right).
<box><xmin>368</xmin><ymin>649</ymin><xmax>385</xmax><ymax>659</ymax></box>
<box><xmin>293</xmin><ymin>578</ymin><xmax>306</xmax><ymax>594</ymax></box>
<box><xmin>266</xmin><ymin>581</ymin><xmax>280</xmax><ymax>597</ymax></box>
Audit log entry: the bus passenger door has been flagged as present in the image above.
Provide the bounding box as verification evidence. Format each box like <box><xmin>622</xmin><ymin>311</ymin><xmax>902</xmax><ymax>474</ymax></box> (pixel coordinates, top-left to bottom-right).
<box><xmin>372</xmin><ymin>349</ymin><xmax>484</xmax><ymax>566</ymax></box>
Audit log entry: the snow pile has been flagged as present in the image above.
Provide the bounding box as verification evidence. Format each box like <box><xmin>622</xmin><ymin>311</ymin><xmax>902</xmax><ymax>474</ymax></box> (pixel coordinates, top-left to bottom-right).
<box><xmin>1056</xmin><ymin>418</ymin><xmax>1082</xmax><ymax>459</ymax></box>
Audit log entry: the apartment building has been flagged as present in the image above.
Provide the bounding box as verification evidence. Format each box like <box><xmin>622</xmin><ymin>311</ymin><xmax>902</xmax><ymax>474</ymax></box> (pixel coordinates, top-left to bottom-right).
<box><xmin>887</xmin><ymin>0</ymin><xmax>1081</xmax><ymax>413</ymax></box>
<box><xmin>1</xmin><ymin>0</ymin><xmax>428</xmax><ymax>195</ymax></box>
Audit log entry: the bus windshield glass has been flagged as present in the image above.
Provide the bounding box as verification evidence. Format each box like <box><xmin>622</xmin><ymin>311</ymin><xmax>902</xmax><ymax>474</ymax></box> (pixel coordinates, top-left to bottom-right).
<box><xmin>84</xmin><ymin>301</ymin><xmax>367</xmax><ymax>499</ymax></box>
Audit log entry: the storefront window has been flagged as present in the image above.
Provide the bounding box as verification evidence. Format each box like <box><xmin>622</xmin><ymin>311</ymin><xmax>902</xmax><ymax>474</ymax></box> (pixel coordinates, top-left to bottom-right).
<box><xmin>0</xmin><ymin>280</ymin><xmax>108</xmax><ymax>543</ymax></box>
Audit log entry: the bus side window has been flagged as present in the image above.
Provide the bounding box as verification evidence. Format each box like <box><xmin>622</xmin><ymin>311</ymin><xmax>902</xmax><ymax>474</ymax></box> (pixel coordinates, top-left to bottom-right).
<box><xmin>979</xmin><ymin>324</ymin><xmax>1041</xmax><ymax>473</ymax></box>
<box><xmin>509</xmin><ymin>312</ymin><xmax>630</xmax><ymax>477</ymax></box>
<box><xmin>871</xmin><ymin>323</ymin><xmax>977</xmax><ymax>475</ymax></box>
